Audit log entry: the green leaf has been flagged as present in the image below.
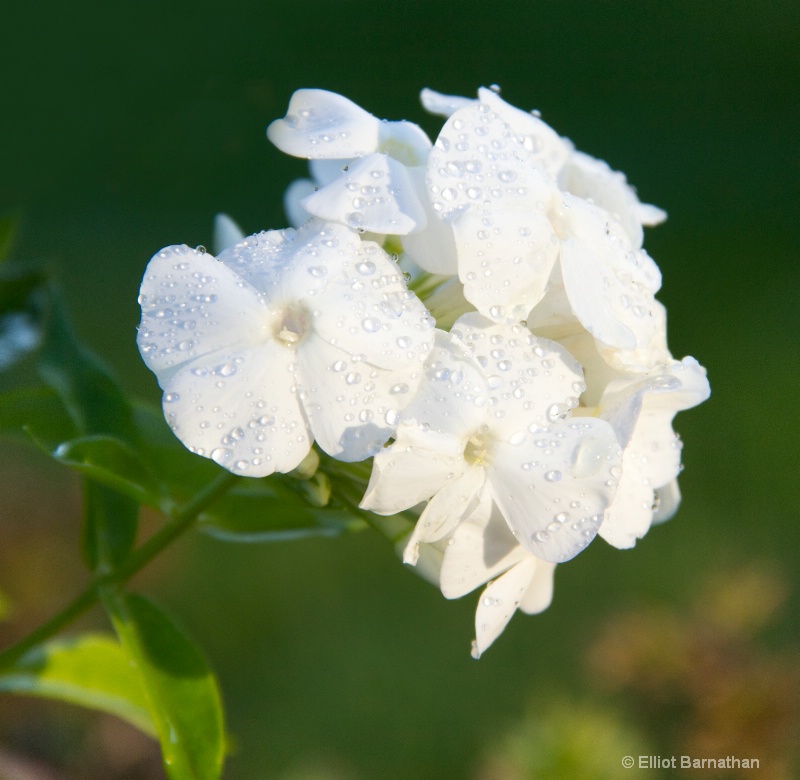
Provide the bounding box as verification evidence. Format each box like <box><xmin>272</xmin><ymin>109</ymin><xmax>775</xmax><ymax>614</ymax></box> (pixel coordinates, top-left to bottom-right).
<box><xmin>131</xmin><ymin>400</ymin><xmax>221</xmax><ymax>502</ymax></box>
<box><xmin>47</xmin><ymin>434</ymin><xmax>164</xmax><ymax>508</ymax></box>
<box><xmin>37</xmin><ymin>288</ymin><xmax>136</xmax><ymax>442</ymax></box>
<box><xmin>0</xmin><ymin>212</ymin><xmax>20</xmax><ymax>263</ymax></box>
<box><xmin>0</xmin><ymin>387</ymin><xmax>78</xmax><ymax>443</ymax></box>
<box><xmin>0</xmin><ymin>633</ymin><xmax>155</xmax><ymax>736</ymax></box>
<box><xmin>0</xmin><ymin>267</ymin><xmax>45</xmax><ymax>371</ymax></box>
<box><xmin>103</xmin><ymin>591</ymin><xmax>226</xmax><ymax>780</ymax></box>
<box><xmin>83</xmin><ymin>482</ymin><xmax>141</xmax><ymax>571</ymax></box>
<box><xmin>199</xmin><ymin>480</ymin><xmax>363</xmax><ymax>542</ymax></box>
<box><xmin>36</xmin><ymin>288</ymin><xmax>142</xmax><ymax>571</ymax></box>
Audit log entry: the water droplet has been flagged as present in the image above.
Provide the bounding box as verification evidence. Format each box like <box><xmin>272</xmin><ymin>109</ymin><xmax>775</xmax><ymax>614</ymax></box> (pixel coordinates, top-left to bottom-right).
<box><xmin>211</xmin><ymin>447</ymin><xmax>232</xmax><ymax>465</ymax></box>
<box><xmin>544</xmin><ymin>470</ymin><xmax>562</xmax><ymax>482</ymax></box>
<box><xmin>547</xmin><ymin>403</ymin><xmax>569</xmax><ymax>422</ymax></box>
<box><xmin>362</xmin><ymin>317</ymin><xmax>381</xmax><ymax>333</ymax></box>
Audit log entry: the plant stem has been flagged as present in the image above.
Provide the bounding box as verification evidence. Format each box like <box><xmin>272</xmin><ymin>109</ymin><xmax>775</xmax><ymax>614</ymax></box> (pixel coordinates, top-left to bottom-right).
<box><xmin>0</xmin><ymin>470</ymin><xmax>239</xmax><ymax>670</ymax></box>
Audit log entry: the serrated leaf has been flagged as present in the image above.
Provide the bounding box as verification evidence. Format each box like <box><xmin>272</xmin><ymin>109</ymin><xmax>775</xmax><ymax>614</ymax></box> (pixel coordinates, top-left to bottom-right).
<box><xmin>0</xmin><ymin>633</ymin><xmax>155</xmax><ymax>736</ymax></box>
<box><xmin>103</xmin><ymin>591</ymin><xmax>226</xmax><ymax>780</ymax></box>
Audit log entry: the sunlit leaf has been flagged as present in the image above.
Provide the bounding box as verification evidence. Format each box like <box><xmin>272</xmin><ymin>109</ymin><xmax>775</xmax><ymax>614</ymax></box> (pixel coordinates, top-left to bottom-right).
<box><xmin>103</xmin><ymin>591</ymin><xmax>226</xmax><ymax>780</ymax></box>
<box><xmin>0</xmin><ymin>633</ymin><xmax>155</xmax><ymax>736</ymax></box>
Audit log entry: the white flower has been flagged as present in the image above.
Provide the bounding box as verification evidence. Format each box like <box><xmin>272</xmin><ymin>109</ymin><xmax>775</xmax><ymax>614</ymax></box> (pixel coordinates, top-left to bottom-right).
<box><xmin>361</xmin><ymin>312</ymin><xmax>622</xmax><ymax>565</ymax></box>
<box><xmin>422</xmin><ymin>86</ymin><xmax>665</xmax><ymax>245</ymax></box>
<box><xmin>436</xmin><ymin>496</ymin><xmax>557</xmax><ymax>658</ymax></box>
<box><xmin>137</xmin><ymin>220</ymin><xmax>435</xmax><ymax>476</ymax></box>
<box><xmin>267</xmin><ymin>89</ymin><xmax>432</xmax><ymax>236</ymax></box>
<box><xmin>580</xmin><ymin>357</ymin><xmax>710</xmax><ymax>548</ymax></box>
<box><xmin>426</xmin><ymin>97</ymin><xmax>664</xmax><ymax>356</ymax></box>
<box><xmin>556</xmin><ymin>321</ymin><xmax>710</xmax><ymax>547</ymax></box>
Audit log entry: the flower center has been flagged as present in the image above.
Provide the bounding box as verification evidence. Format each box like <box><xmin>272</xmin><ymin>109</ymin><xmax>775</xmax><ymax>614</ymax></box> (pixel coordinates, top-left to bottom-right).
<box><xmin>464</xmin><ymin>431</ymin><xmax>492</xmax><ymax>467</ymax></box>
<box><xmin>274</xmin><ymin>303</ymin><xmax>311</xmax><ymax>347</ymax></box>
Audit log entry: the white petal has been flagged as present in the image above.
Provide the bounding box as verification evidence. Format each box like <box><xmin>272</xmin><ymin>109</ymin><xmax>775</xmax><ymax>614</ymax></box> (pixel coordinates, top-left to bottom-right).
<box><xmin>524</xmin><ymin>264</ymin><xmax>586</xmax><ymax>342</ymax></box>
<box><xmin>400</xmin><ymin>168</ymin><xmax>459</xmax><ymax>275</ymax></box>
<box><xmin>401</xmin><ymin>329</ymin><xmax>489</xmax><ymax>441</ymax></box>
<box><xmin>597</xmin><ymin>358</ymin><xmax>709</xmax><ymax>547</ymax></box>
<box><xmin>300</xmin><ymin>153</ymin><xmax>427</xmax><ymax>235</ymax></box>
<box><xmin>652</xmin><ymin>479</ymin><xmax>681</xmax><ymax>524</ymax></box>
<box><xmin>439</xmin><ymin>496</ymin><xmax>528</xmax><ymax>599</ymax></box>
<box><xmin>307</xmin><ymin>239</ymin><xmax>435</xmax><ymax>370</ymax></box>
<box><xmin>378</xmin><ymin>120</ymin><xmax>432</xmax><ymax>166</ymax></box>
<box><xmin>637</xmin><ymin>202</ymin><xmax>668</xmax><ymax>226</ymax></box>
<box><xmin>453</xmin><ymin>206</ymin><xmax>559</xmax><ymax>322</ymax></box>
<box><xmin>472</xmin><ymin>556</ymin><xmax>539</xmax><ymax>658</ymax></box>
<box><xmin>213</xmin><ymin>214</ymin><xmax>245</xmax><ymax>255</ymax></box>
<box><xmin>447</xmin><ymin>314</ymin><xmax>584</xmax><ymax>440</ymax></box>
<box><xmin>309</xmin><ymin>158</ymin><xmax>350</xmax><ymax>187</ymax></box>
<box><xmin>283</xmin><ymin>179</ymin><xmax>317</xmax><ymax>228</ymax></box>
<box><xmin>488</xmin><ymin>417</ymin><xmax>621</xmax><ymax>562</ymax></box>
<box><xmin>557</xmin><ymin>196</ymin><xmax>661</xmax><ymax>351</ymax></box>
<box><xmin>518</xmin><ymin>560</ymin><xmax>556</xmax><ymax>614</ymax></box>
<box><xmin>293</xmin><ymin>336</ymin><xmax>425</xmax><ymax>462</ymax></box>
<box><xmin>558</xmin><ymin>150</ymin><xmax>666</xmax><ymax>247</ymax></box>
<box><xmin>427</xmin><ymin>102</ymin><xmax>555</xmax><ymax>222</ymax></box>
<box><xmin>267</xmin><ymin>89</ymin><xmax>380</xmax><ymax>159</ymax></box>
<box><xmin>597</xmin><ymin>456</ymin><xmax>656</xmax><ymax>549</ymax></box>
<box><xmin>403</xmin><ymin>466</ymin><xmax>485</xmax><ymax>564</ymax></box>
<box><xmin>137</xmin><ymin>245</ymin><xmax>270</xmax><ymax>382</ymax></box>
<box><xmin>215</xmin><ymin>222</ymin><xmax>357</xmax><ymax>300</ymax></box>
<box><xmin>595</xmin><ymin>299</ymin><xmax>672</xmax><ymax>374</ymax></box>
<box><xmin>360</xmin><ymin>420</ymin><xmax>466</xmax><ymax>514</ymax></box>
<box><xmin>477</xmin><ymin>87</ymin><xmax>571</xmax><ymax>179</ymax></box>
<box><xmin>420</xmin><ymin>87</ymin><xmax>473</xmax><ymax>117</ymax></box>
<box><xmin>159</xmin><ymin>341</ymin><xmax>310</xmax><ymax>477</ymax></box>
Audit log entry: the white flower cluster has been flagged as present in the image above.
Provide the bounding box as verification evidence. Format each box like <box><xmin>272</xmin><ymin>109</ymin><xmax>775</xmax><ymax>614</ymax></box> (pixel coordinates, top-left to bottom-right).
<box><xmin>138</xmin><ymin>86</ymin><xmax>709</xmax><ymax>657</ymax></box>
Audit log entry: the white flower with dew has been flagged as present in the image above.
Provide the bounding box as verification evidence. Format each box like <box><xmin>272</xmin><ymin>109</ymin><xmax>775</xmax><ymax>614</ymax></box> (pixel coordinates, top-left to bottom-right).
<box><xmin>422</xmin><ymin>86</ymin><xmax>665</xmax><ymax>246</ymax></box>
<box><xmin>576</xmin><ymin>357</ymin><xmax>710</xmax><ymax>548</ymax></box>
<box><xmin>361</xmin><ymin>312</ymin><xmax>622</xmax><ymax>564</ymax></box>
<box><xmin>427</xmin><ymin>98</ymin><xmax>664</xmax><ymax>353</ymax></box>
<box><xmin>267</xmin><ymin>89</ymin><xmax>432</xmax><ymax>236</ymax></box>
<box><xmin>437</xmin><ymin>496</ymin><xmax>557</xmax><ymax>658</ymax></box>
<box><xmin>137</xmin><ymin>220</ymin><xmax>435</xmax><ymax>476</ymax></box>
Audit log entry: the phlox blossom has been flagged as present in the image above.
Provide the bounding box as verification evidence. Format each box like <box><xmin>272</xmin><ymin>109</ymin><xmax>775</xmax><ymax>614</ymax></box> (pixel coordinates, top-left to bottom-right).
<box><xmin>137</xmin><ymin>220</ymin><xmax>434</xmax><ymax>476</ymax></box>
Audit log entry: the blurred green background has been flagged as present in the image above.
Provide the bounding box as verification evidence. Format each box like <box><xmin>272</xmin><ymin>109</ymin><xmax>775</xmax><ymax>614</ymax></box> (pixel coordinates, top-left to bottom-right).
<box><xmin>1</xmin><ymin>1</ymin><xmax>798</xmax><ymax>777</ymax></box>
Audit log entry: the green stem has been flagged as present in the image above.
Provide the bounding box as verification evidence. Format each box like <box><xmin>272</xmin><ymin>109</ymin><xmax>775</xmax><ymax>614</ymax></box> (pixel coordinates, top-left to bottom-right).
<box><xmin>0</xmin><ymin>470</ymin><xmax>239</xmax><ymax>670</ymax></box>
